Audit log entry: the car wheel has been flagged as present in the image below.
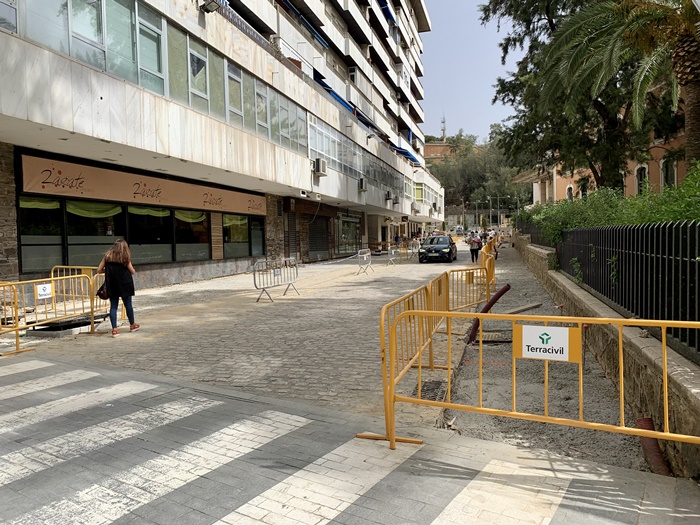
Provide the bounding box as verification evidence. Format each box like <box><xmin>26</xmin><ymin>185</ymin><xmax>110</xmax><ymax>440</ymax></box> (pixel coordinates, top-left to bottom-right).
<box><xmin>419</xmin><ymin>258</ymin><xmax>425</xmax><ymax>264</ymax></box>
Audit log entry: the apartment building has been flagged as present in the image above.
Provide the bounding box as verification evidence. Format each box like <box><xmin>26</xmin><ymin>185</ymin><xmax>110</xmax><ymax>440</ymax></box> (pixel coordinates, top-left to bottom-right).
<box><xmin>0</xmin><ymin>0</ymin><xmax>441</xmax><ymax>286</ymax></box>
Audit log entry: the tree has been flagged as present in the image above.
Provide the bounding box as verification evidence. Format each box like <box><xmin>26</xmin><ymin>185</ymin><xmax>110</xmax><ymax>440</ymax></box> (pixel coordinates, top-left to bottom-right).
<box><xmin>480</xmin><ymin>0</ymin><xmax>676</xmax><ymax>189</ymax></box>
<box><xmin>541</xmin><ymin>0</ymin><xmax>700</xmax><ymax>162</ymax></box>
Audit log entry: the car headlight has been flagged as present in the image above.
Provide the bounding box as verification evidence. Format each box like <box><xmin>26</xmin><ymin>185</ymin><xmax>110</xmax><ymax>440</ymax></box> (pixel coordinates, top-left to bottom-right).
<box><xmin>419</xmin><ymin>249</ymin><xmax>425</xmax><ymax>253</ymax></box>
<box><xmin>441</xmin><ymin>248</ymin><xmax>450</xmax><ymax>252</ymax></box>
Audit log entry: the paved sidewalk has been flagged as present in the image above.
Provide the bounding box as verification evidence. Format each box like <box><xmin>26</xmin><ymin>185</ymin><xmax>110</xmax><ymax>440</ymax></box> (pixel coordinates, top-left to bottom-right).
<box><xmin>0</xmin><ymin>245</ymin><xmax>698</xmax><ymax>523</ymax></box>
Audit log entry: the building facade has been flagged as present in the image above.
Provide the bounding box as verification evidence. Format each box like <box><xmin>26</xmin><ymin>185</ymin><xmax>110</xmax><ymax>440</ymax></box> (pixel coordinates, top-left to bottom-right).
<box><xmin>0</xmin><ymin>0</ymin><xmax>441</xmax><ymax>286</ymax></box>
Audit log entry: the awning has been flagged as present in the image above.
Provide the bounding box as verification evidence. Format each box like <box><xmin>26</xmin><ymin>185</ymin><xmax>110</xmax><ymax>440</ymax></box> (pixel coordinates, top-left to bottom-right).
<box><xmin>281</xmin><ymin>0</ymin><xmax>329</xmax><ymax>49</ymax></box>
<box><xmin>377</xmin><ymin>0</ymin><xmax>397</xmax><ymax>25</ymax></box>
<box><xmin>314</xmin><ymin>75</ymin><xmax>354</xmax><ymax>113</ymax></box>
<box><xmin>392</xmin><ymin>146</ymin><xmax>420</xmax><ymax>164</ymax></box>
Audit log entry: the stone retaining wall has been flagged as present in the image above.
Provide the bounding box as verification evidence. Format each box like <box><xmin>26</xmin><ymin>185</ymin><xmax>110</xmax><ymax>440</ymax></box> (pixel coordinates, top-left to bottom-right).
<box><xmin>514</xmin><ymin>233</ymin><xmax>700</xmax><ymax>478</ymax></box>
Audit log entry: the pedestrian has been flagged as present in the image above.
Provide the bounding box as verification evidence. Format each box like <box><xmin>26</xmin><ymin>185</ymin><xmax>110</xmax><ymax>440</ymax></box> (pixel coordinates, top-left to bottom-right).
<box><xmin>97</xmin><ymin>239</ymin><xmax>140</xmax><ymax>337</ymax></box>
<box><xmin>467</xmin><ymin>231</ymin><xmax>482</xmax><ymax>264</ymax></box>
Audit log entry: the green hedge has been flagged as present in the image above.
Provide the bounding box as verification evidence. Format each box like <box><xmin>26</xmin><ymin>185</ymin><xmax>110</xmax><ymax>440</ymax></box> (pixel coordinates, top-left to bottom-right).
<box><xmin>515</xmin><ymin>162</ymin><xmax>700</xmax><ymax>244</ymax></box>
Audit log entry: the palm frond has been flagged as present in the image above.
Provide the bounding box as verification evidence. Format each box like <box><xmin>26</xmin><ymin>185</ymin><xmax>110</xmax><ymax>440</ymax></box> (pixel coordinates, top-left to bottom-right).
<box><xmin>631</xmin><ymin>43</ymin><xmax>674</xmax><ymax>127</ymax></box>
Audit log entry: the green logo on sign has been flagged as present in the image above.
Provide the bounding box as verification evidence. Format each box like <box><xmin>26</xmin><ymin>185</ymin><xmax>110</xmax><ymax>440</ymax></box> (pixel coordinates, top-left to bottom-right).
<box><xmin>539</xmin><ymin>332</ymin><xmax>551</xmax><ymax>344</ymax></box>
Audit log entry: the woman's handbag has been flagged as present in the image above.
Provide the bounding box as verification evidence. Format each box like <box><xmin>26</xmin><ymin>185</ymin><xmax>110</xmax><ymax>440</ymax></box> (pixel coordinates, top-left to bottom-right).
<box><xmin>96</xmin><ymin>282</ymin><xmax>108</xmax><ymax>300</ymax></box>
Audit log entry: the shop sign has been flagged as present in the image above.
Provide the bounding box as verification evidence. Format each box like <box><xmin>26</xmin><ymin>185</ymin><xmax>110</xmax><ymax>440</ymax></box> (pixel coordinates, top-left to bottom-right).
<box><xmin>22</xmin><ymin>156</ymin><xmax>266</xmax><ymax>216</ymax></box>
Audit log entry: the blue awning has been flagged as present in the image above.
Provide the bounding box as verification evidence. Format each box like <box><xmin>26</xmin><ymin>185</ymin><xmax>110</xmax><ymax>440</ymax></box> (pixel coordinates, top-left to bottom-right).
<box><xmin>392</xmin><ymin>146</ymin><xmax>420</xmax><ymax>164</ymax></box>
<box><xmin>314</xmin><ymin>75</ymin><xmax>354</xmax><ymax>113</ymax></box>
<box><xmin>377</xmin><ymin>0</ymin><xmax>397</xmax><ymax>25</ymax></box>
<box><xmin>281</xmin><ymin>0</ymin><xmax>329</xmax><ymax>49</ymax></box>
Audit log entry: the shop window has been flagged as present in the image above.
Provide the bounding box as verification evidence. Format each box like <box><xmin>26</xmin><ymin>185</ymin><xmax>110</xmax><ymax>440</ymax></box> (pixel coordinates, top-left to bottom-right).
<box><xmin>0</xmin><ymin>0</ymin><xmax>17</xmax><ymax>33</ymax></box>
<box><xmin>175</xmin><ymin>210</ymin><xmax>210</xmax><ymax>261</ymax></box>
<box><xmin>137</xmin><ymin>3</ymin><xmax>164</xmax><ymax>95</ymax></box>
<box><xmin>105</xmin><ymin>0</ymin><xmax>137</xmax><ymax>84</ymax></box>
<box><xmin>26</xmin><ymin>0</ymin><xmax>70</xmax><ymax>56</ymax></box>
<box><xmin>189</xmin><ymin>38</ymin><xmax>208</xmax><ymax>113</ymax></box>
<box><xmin>250</xmin><ymin>216</ymin><xmax>265</xmax><ymax>257</ymax></box>
<box><xmin>127</xmin><ymin>206</ymin><xmax>172</xmax><ymax>264</ymax></box>
<box><xmin>223</xmin><ymin>214</ymin><xmax>248</xmax><ymax>258</ymax></box>
<box><xmin>227</xmin><ymin>63</ymin><xmax>243</xmax><ymax>127</ymax></box>
<box><xmin>167</xmin><ymin>24</ymin><xmax>188</xmax><ymax>104</ymax></box>
<box><xmin>19</xmin><ymin>196</ymin><xmax>63</xmax><ymax>273</ymax></box>
<box><xmin>66</xmin><ymin>200</ymin><xmax>125</xmax><ymax>266</ymax></box>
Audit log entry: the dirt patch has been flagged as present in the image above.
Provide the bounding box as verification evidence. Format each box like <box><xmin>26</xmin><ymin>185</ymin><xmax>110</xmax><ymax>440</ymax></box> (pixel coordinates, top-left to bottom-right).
<box><xmin>444</xmin><ymin>244</ymin><xmax>650</xmax><ymax>473</ymax></box>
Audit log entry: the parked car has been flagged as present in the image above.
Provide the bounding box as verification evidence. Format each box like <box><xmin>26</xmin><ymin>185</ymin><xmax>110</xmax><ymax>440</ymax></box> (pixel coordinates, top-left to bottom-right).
<box><xmin>419</xmin><ymin>235</ymin><xmax>457</xmax><ymax>263</ymax></box>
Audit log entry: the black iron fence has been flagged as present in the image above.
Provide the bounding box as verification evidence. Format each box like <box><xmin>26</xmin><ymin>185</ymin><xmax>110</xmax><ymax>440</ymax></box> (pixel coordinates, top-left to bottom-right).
<box><xmin>559</xmin><ymin>221</ymin><xmax>700</xmax><ymax>365</ymax></box>
<box><xmin>516</xmin><ymin>221</ymin><xmax>556</xmax><ymax>248</ymax></box>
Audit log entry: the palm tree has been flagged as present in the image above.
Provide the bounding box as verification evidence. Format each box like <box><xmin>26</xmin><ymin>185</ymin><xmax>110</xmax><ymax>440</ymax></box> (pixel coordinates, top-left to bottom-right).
<box><xmin>541</xmin><ymin>0</ymin><xmax>700</xmax><ymax>162</ymax></box>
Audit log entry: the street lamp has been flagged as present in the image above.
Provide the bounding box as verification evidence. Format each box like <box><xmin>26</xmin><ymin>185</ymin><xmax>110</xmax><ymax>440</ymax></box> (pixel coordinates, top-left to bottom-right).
<box><xmin>488</xmin><ymin>195</ymin><xmax>510</xmax><ymax>229</ymax></box>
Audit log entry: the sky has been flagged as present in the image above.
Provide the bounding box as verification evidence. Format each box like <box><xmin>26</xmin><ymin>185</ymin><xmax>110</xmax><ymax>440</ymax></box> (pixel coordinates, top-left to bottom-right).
<box><xmin>420</xmin><ymin>0</ymin><xmax>523</xmax><ymax>143</ymax></box>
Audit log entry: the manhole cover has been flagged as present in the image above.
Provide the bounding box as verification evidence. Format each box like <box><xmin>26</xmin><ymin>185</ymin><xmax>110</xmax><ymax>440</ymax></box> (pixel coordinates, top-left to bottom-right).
<box><xmin>411</xmin><ymin>380</ymin><xmax>448</xmax><ymax>401</ymax></box>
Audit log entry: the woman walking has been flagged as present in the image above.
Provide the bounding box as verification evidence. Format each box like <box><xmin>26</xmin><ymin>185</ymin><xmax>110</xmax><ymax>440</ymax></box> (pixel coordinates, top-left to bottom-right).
<box><xmin>97</xmin><ymin>239</ymin><xmax>140</xmax><ymax>337</ymax></box>
<box><xmin>467</xmin><ymin>231</ymin><xmax>482</xmax><ymax>265</ymax></box>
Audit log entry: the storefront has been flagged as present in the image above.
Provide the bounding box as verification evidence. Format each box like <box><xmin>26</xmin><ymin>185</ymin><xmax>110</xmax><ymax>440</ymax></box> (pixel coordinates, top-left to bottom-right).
<box><xmin>17</xmin><ymin>152</ymin><xmax>266</xmax><ymax>277</ymax></box>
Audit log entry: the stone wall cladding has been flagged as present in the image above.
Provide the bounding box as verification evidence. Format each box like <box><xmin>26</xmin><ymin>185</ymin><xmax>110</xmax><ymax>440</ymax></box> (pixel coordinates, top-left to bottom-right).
<box><xmin>0</xmin><ymin>144</ymin><xmax>18</xmax><ymax>280</ymax></box>
<box><xmin>514</xmin><ymin>232</ymin><xmax>700</xmax><ymax>478</ymax></box>
<box><xmin>265</xmin><ymin>195</ymin><xmax>285</xmax><ymax>260</ymax></box>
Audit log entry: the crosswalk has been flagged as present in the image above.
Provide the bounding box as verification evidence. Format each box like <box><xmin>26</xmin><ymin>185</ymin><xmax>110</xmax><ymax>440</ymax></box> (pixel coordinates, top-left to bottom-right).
<box><xmin>0</xmin><ymin>356</ymin><xmax>687</xmax><ymax>525</ymax></box>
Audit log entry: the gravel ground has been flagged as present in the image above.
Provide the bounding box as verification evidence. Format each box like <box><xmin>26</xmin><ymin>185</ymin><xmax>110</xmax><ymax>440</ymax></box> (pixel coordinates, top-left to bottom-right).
<box><xmin>445</xmin><ymin>242</ymin><xmax>651</xmax><ymax>473</ymax></box>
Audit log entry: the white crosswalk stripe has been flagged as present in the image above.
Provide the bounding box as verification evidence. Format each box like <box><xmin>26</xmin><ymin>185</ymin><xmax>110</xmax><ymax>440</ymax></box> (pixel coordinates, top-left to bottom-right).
<box><xmin>0</xmin><ymin>396</ymin><xmax>223</xmax><ymax>486</ymax></box>
<box><xmin>430</xmin><ymin>459</ymin><xmax>573</xmax><ymax>524</ymax></box>
<box><xmin>7</xmin><ymin>410</ymin><xmax>311</xmax><ymax>525</ymax></box>
<box><xmin>0</xmin><ymin>369</ymin><xmax>100</xmax><ymax>400</ymax></box>
<box><xmin>216</xmin><ymin>437</ymin><xmax>421</xmax><ymax>525</ymax></box>
<box><xmin>0</xmin><ymin>381</ymin><xmax>157</xmax><ymax>433</ymax></box>
<box><xmin>0</xmin><ymin>359</ymin><xmax>53</xmax><ymax>376</ymax></box>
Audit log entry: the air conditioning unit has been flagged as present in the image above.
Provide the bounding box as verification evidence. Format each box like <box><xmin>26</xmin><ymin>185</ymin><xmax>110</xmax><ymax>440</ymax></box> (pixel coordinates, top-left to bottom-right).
<box><xmin>411</xmin><ymin>137</ymin><xmax>420</xmax><ymax>149</ymax></box>
<box><xmin>392</xmin><ymin>196</ymin><xmax>399</xmax><ymax>205</ymax></box>
<box><xmin>385</xmin><ymin>191</ymin><xmax>393</xmax><ymax>201</ymax></box>
<box><xmin>411</xmin><ymin>201</ymin><xmax>419</xmax><ymax>212</ymax></box>
<box><xmin>314</xmin><ymin>158</ymin><xmax>327</xmax><ymax>176</ymax></box>
<box><xmin>359</xmin><ymin>177</ymin><xmax>367</xmax><ymax>192</ymax></box>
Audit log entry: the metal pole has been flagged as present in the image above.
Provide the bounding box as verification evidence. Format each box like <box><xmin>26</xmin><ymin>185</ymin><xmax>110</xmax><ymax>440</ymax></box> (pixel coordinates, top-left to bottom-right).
<box><xmin>497</xmin><ymin>196</ymin><xmax>500</xmax><ymax>229</ymax></box>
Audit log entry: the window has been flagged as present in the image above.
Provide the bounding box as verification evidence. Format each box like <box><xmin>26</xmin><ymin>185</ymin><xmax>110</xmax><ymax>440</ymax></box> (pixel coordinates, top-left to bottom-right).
<box><xmin>636</xmin><ymin>166</ymin><xmax>647</xmax><ymax>195</ymax></box>
<box><xmin>222</xmin><ymin>214</ymin><xmax>248</xmax><ymax>258</ymax></box>
<box><xmin>0</xmin><ymin>0</ymin><xmax>17</xmax><ymax>33</ymax></box>
<box><xmin>137</xmin><ymin>3</ymin><xmax>164</xmax><ymax>95</ymax></box>
<box><xmin>242</xmin><ymin>71</ymin><xmax>256</xmax><ymax>132</ymax></box>
<box><xmin>566</xmin><ymin>186</ymin><xmax>574</xmax><ymax>201</ymax></box>
<box><xmin>66</xmin><ymin>200</ymin><xmax>125</xmax><ymax>266</ymax></box>
<box><xmin>70</xmin><ymin>0</ymin><xmax>106</xmax><ymax>69</ymax></box>
<box><xmin>208</xmin><ymin>51</ymin><xmax>225</xmax><ymax>120</ymax></box>
<box><xmin>26</xmin><ymin>0</ymin><xmax>70</xmax><ymax>55</ymax></box>
<box><xmin>105</xmin><ymin>0</ymin><xmax>137</xmax><ymax>83</ymax></box>
<box><xmin>175</xmin><ymin>210</ymin><xmax>210</xmax><ymax>261</ymax></box>
<box><xmin>269</xmin><ymin>90</ymin><xmax>280</xmax><ymax>144</ymax></box>
<box><xmin>127</xmin><ymin>206</ymin><xmax>172</xmax><ymax>263</ymax></box>
<box><xmin>227</xmin><ymin>63</ymin><xmax>243</xmax><ymax>126</ymax></box>
<box><xmin>189</xmin><ymin>38</ymin><xmax>208</xmax><ymax>113</ymax></box>
<box><xmin>167</xmin><ymin>24</ymin><xmax>188</xmax><ymax>104</ymax></box>
<box><xmin>19</xmin><ymin>197</ymin><xmax>63</xmax><ymax>273</ymax></box>
<box><xmin>662</xmin><ymin>159</ymin><xmax>676</xmax><ymax>189</ymax></box>
<box><xmin>279</xmin><ymin>95</ymin><xmax>290</xmax><ymax>148</ymax></box>
<box><xmin>255</xmin><ymin>80</ymin><xmax>269</xmax><ymax>138</ymax></box>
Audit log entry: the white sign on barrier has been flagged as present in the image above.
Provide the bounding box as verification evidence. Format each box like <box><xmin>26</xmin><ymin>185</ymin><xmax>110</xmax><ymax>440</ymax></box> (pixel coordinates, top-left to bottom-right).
<box><xmin>521</xmin><ymin>325</ymin><xmax>569</xmax><ymax>362</ymax></box>
<box><xmin>36</xmin><ymin>283</ymin><xmax>53</xmax><ymax>300</ymax></box>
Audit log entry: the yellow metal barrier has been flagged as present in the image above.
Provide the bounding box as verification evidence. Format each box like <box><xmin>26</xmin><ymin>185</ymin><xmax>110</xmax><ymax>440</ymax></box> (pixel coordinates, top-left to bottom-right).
<box><xmin>368</xmin><ymin>309</ymin><xmax>700</xmax><ymax>449</ymax></box>
<box><xmin>358</xmin><ymin>267</ymin><xmax>490</xmax><ymax>446</ymax></box>
<box><xmin>0</xmin><ymin>272</ymin><xmax>112</xmax><ymax>356</ymax></box>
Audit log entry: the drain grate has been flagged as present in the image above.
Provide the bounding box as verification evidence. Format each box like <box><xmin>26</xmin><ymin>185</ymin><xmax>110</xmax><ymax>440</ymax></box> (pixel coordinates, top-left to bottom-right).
<box><xmin>481</xmin><ymin>331</ymin><xmax>512</xmax><ymax>342</ymax></box>
<box><xmin>411</xmin><ymin>380</ymin><xmax>448</xmax><ymax>401</ymax></box>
